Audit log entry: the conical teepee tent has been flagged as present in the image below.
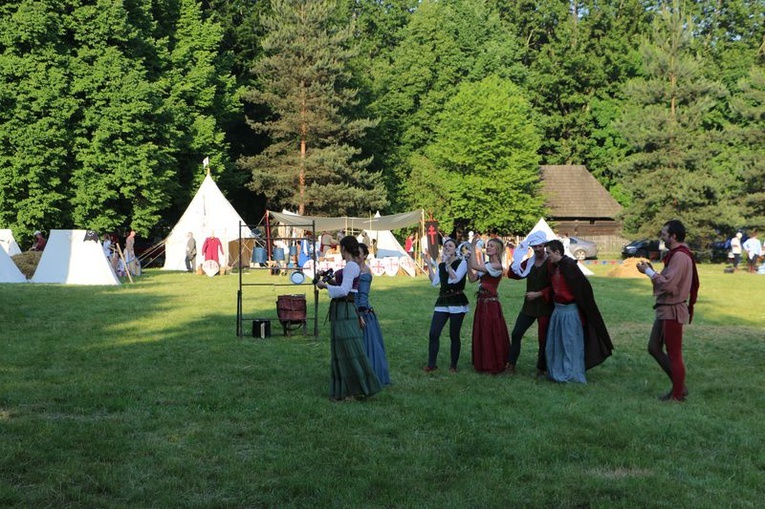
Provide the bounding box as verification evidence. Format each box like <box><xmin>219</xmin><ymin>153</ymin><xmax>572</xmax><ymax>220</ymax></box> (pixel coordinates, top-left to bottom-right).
<box><xmin>0</xmin><ymin>229</ymin><xmax>22</xmax><ymax>256</ymax></box>
<box><xmin>31</xmin><ymin>230</ymin><xmax>119</xmax><ymax>285</ymax></box>
<box><xmin>0</xmin><ymin>245</ymin><xmax>26</xmax><ymax>283</ymax></box>
<box><xmin>162</xmin><ymin>173</ymin><xmax>253</xmax><ymax>271</ymax></box>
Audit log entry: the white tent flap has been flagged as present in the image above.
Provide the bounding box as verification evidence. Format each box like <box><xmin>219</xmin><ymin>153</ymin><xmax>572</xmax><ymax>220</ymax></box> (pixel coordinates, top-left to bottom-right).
<box><xmin>0</xmin><ymin>245</ymin><xmax>26</xmax><ymax>283</ymax></box>
<box><xmin>0</xmin><ymin>229</ymin><xmax>22</xmax><ymax>256</ymax></box>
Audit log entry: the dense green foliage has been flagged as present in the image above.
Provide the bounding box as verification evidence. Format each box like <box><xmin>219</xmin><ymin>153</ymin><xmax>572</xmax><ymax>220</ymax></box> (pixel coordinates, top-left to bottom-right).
<box><xmin>0</xmin><ymin>0</ymin><xmax>236</xmax><ymax>238</ymax></box>
<box><xmin>1</xmin><ymin>0</ymin><xmax>763</xmax><ymax>240</ymax></box>
<box><xmin>414</xmin><ymin>76</ymin><xmax>544</xmax><ymax>233</ymax></box>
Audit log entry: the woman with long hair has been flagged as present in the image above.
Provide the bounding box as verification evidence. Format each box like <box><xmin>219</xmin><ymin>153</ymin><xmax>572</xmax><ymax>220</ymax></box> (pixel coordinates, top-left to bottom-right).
<box><xmin>354</xmin><ymin>243</ymin><xmax>391</xmax><ymax>385</ymax></box>
<box><xmin>468</xmin><ymin>237</ymin><xmax>511</xmax><ymax>374</ymax></box>
<box><xmin>423</xmin><ymin>237</ymin><xmax>469</xmax><ymax>373</ymax></box>
<box><xmin>316</xmin><ymin>236</ymin><xmax>382</xmax><ymax>401</ymax></box>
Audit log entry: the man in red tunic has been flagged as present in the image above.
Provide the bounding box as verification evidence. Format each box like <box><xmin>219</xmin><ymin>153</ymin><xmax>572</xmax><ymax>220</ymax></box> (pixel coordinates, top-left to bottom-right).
<box><xmin>637</xmin><ymin>220</ymin><xmax>699</xmax><ymax>402</ymax></box>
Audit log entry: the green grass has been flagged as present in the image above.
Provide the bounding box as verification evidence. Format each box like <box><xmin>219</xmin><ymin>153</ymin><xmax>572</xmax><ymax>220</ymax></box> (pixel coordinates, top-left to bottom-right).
<box><xmin>1</xmin><ymin>264</ymin><xmax>764</xmax><ymax>507</ymax></box>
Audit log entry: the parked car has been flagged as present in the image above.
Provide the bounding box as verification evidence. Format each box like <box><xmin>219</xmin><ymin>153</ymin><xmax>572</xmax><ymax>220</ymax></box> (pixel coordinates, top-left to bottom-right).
<box><xmin>622</xmin><ymin>239</ymin><xmax>661</xmax><ymax>260</ymax></box>
<box><xmin>568</xmin><ymin>236</ymin><xmax>598</xmax><ymax>260</ymax></box>
<box><xmin>705</xmin><ymin>240</ymin><xmax>731</xmax><ymax>263</ymax></box>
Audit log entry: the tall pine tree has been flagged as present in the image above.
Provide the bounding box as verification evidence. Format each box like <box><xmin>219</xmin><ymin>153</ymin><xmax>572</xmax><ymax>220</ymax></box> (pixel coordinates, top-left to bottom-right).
<box><xmin>615</xmin><ymin>1</ymin><xmax>729</xmax><ymax>245</ymax></box>
<box><xmin>239</xmin><ymin>0</ymin><xmax>386</xmax><ymax>216</ymax></box>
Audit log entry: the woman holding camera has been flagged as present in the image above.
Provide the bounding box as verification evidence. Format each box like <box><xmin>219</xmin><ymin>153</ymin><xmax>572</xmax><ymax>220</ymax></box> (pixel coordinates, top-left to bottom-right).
<box><xmin>423</xmin><ymin>237</ymin><xmax>469</xmax><ymax>373</ymax></box>
<box><xmin>316</xmin><ymin>236</ymin><xmax>382</xmax><ymax>401</ymax></box>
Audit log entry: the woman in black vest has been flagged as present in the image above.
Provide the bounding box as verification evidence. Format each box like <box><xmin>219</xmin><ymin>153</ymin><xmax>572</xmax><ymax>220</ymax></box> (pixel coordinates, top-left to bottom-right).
<box><xmin>423</xmin><ymin>238</ymin><xmax>469</xmax><ymax>373</ymax></box>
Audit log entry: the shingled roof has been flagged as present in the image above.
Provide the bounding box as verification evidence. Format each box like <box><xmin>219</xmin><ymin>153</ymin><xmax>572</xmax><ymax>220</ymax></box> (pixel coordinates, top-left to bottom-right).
<box><xmin>540</xmin><ymin>165</ymin><xmax>622</xmax><ymax>219</ymax></box>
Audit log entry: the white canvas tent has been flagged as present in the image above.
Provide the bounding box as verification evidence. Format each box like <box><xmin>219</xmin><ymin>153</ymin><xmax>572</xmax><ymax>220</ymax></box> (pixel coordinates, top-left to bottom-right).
<box><xmin>525</xmin><ymin>218</ymin><xmax>557</xmax><ymax>244</ymax></box>
<box><xmin>522</xmin><ymin>218</ymin><xmax>593</xmax><ymax>276</ymax></box>
<box><xmin>362</xmin><ymin>212</ymin><xmax>409</xmax><ymax>259</ymax></box>
<box><xmin>31</xmin><ymin>229</ymin><xmax>119</xmax><ymax>285</ymax></box>
<box><xmin>0</xmin><ymin>245</ymin><xmax>26</xmax><ymax>283</ymax></box>
<box><xmin>0</xmin><ymin>229</ymin><xmax>22</xmax><ymax>256</ymax></box>
<box><xmin>162</xmin><ymin>173</ymin><xmax>254</xmax><ymax>271</ymax></box>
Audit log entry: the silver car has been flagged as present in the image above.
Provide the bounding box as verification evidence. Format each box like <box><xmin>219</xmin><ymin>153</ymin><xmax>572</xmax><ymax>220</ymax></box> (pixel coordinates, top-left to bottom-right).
<box><xmin>568</xmin><ymin>236</ymin><xmax>598</xmax><ymax>260</ymax></box>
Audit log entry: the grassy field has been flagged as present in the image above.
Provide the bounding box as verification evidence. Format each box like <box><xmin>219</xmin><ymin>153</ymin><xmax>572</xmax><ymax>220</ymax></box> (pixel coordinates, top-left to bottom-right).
<box><xmin>1</xmin><ymin>262</ymin><xmax>764</xmax><ymax>508</ymax></box>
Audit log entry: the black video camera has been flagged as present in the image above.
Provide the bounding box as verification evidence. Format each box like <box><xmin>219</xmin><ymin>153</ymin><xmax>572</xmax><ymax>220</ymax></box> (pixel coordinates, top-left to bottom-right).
<box><xmin>312</xmin><ymin>268</ymin><xmax>335</xmax><ymax>285</ymax></box>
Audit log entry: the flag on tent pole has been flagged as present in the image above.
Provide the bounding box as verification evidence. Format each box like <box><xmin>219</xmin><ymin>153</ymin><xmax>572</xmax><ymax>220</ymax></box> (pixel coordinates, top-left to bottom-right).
<box><xmin>424</xmin><ymin>220</ymin><xmax>440</xmax><ymax>261</ymax></box>
<box><xmin>202</xmin><ymin>157</ymin><xmax>210</xmax><ymax>168</ymax></box>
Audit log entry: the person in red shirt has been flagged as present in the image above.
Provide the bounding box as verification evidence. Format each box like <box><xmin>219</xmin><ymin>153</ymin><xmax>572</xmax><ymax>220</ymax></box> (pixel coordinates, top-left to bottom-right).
<box><xmin>544</xmin><ymin>239</ymin><xmax>613</xmax><ymax>383</ymax></box>
<box><xmin>405</xmin><ymin>233</ymin><xmax>414</xmax><ymax>258</ymax></box>
<box><xmin>30</xmin><ymin>230</ymin><xmax>47</xmax><ymax>251</ymax></box>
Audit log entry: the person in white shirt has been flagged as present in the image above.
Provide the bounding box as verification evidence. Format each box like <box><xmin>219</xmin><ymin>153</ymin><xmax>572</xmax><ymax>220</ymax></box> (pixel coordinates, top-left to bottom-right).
<box><xmin>742</xmin><ymin>232</ymin><xmax>762</xmax><ymax>273</ymax></box>
<box><xmin>423</xmin><ymin>238</ymin><xmax>469</xmax><ymax>373</ymax></box>
<box><xmin>730</xmin><ymin>232</ymin><xmax>743</xmax><ymax>271</ymax></box>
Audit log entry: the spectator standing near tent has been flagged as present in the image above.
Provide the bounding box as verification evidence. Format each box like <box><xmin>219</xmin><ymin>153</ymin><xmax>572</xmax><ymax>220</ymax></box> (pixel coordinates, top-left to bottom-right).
<box><xmin>125</xmin><ymin>230</ymin><xmax>140</xmax><ymax>276</ymax></box>
<box><xmin>405</xmin><ymin>233</ymin><xmax>414</xmax><ymax>259</ymax></box>
<box><xmin>730</xmin><ymin>232</ymin><xmax>743</xmax><ymax>271</ymax></box>
<box><xmin>315</xmin><ymin>236</ymin><xmax>382</xmax><ymax>401</ymax></box>
<box><xmin>637</xmin><ymin>220</ymin><xmax>699</xmax><ymax>402</ymax></box>
<box><xmin>544</xmin><ymin>239</ymin><xmax>613</xmax><ymax>384</ymax></box>
<box><xmin>506</xmin><ymin>231</ymin><xmax>553</xmax><ymax>377</ymax></box>
<box><xmin>202</xmin><ymin>231</ymin><xmax>224</xmax><ymax>264</ymax></box>
<box><xmin>423</xmin><ymin>237</ymin><xmax>469</xmax><ymax>373</ymax></box>
<box><xmin>468</xmin><ymin>236</ymin><xmax>510</xmax><ymax>374</ymax></box>
<box><xmin>185</xmin><ymin>232</ymin><xmax>197</xmax><ymax>273</ymax></box>
<box><xmin>320</xmin><ymin>231</ymin><xmax>333</xmax><ymax>257</ymax></box>
<box><xmin>30</xmin><ymin>230</ymin><xmax>47</xmax><ymax>251</ymax></box>
<box><xmin>102</xmin><ymin>234</ymin><xmax>113</xmax><ymax>266</ymax></box>
<box><xmin>742</xmin><ymin>232</ymin><xmax>761</xmax><ymax>273</ymax></box>
<box><xmin>361</xmin><ymin>231</ymin><xmax>371</xmax><ymax>250</ymax></box>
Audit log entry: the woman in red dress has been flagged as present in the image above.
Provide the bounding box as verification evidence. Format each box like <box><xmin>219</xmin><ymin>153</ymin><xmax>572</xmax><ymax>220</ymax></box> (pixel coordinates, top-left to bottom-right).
<box><xmin>468</xmin><ymin>237</ymin><xmax>511</xmax><ymax>374</ymax></box>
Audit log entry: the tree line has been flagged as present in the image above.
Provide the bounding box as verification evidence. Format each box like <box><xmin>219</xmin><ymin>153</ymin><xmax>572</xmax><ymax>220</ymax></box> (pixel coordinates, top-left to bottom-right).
<box><xmin>1</xmin><ymin>0</ymin><xmax>762</xmax><ymax>247</ymax></box>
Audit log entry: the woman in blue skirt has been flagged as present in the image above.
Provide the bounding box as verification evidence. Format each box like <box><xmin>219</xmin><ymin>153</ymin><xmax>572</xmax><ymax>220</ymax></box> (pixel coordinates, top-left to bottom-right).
<box><xmin>316</xmin><ymin>236</ymin><xmax>382</xmax><ymax>401</ymax></box>
<box><xmin>355</xmin><ymin>243</ymin><xmax>391</xmax><ymax>385</ymax></box>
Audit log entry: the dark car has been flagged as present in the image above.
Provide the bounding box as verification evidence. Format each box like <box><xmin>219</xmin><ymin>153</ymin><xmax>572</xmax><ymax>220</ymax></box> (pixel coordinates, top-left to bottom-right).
<box><xmin>622</xmin><ymin>239</ymin><xmax>661</xmax><ymax>260</ymax></box>
<box><xmin>568</xmin><ymin>236</ymin><xmax>598</xmax><ymax>260</ymax></box>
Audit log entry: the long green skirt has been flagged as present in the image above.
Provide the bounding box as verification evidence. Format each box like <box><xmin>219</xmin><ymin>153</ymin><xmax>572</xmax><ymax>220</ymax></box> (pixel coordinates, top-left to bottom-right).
<box><xmin>329</xmin><ymin>299</ymin><xmax>382</xmax><ymax>400</ymax></box>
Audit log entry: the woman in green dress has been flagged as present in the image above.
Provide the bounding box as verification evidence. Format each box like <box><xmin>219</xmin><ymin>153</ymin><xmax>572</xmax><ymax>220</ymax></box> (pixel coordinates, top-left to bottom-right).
<box><xmin>316</xmin><ymin>236</ymin><xmax>382</xmax><ymax>401</ymax></box>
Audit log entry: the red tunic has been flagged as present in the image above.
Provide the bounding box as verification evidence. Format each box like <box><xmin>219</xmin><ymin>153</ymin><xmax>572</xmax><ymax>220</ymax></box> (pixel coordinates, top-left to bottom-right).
<box><xmin>202</xmin><ymin>236</ymin><xmax>223</xmax><ymax>263</ymax></box>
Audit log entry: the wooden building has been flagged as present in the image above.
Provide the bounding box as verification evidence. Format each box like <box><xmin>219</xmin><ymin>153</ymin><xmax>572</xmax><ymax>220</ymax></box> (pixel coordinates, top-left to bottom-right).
<box><xmin>540</xmin><ymin>165</ymin><xmax>626</xmax><ymax>253</ymax></box>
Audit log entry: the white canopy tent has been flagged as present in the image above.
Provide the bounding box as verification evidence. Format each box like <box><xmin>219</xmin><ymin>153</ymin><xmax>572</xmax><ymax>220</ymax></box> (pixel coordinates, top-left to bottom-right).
<box><xmin>162</xmin><ymin>173</ymin><xmax>254</xmax><ymax>271</ymax></box>
<box><xmin>269</xmin><ymin>209</ymin><xmax>423</xmax><ymax>233</ymax></box>
<box><xmin>0</xmin><ymin>245</ymin><xmax>26</xmax><ymax>283</ymax></box>
<box><xmin>0</xmin><ymin>229</ymin><xmax>22</xmax><ymax>256</ymax></box>
<box><xmin>31</xmin><ymin>229</ymin><xmax>119</xmax><ymax>285</ymax></box>
<box><xmin>270</xmin><ymin>209</ymin><xmax>423</xmax><ymax>277</ymax></box>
